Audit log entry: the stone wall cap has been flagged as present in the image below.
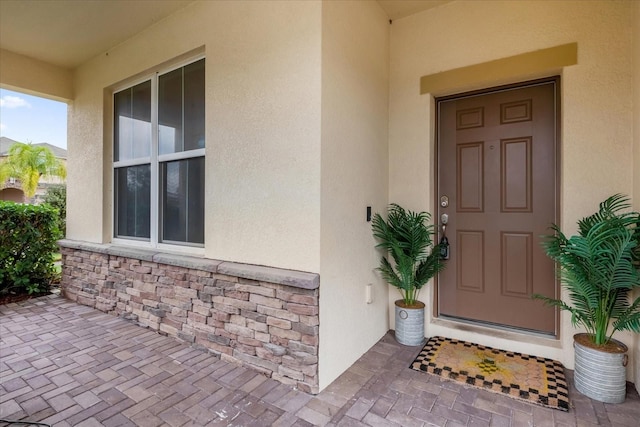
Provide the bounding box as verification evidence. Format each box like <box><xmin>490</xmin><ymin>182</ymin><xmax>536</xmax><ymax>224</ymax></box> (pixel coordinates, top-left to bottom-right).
<box><xmin>59</xmin><ymin>239</ymin><xmax>156</xmax><ymax>261</ymax></box>
<box><xmin>58</xmin><ymin>239</ymin><xmax>319</xmax><ymax>289</ymax></box>
<box><xmin>58</xmin><ymin>239</ymin><xmax>110</xmax><ymax>254</ymax></box>
<box><xmin>107</xmin><ymin>246</ymin><xmax>157</xmax><ymax>261</ymax></box>
<box><xmin>218</xmin><ymin>262</ymin><xmax>319</xmax><ymax>290</ymax></box>
<box><xmin>152</xmin><ymin>253</ymin><xmax>220</xmax><ymax>272</ymax></box>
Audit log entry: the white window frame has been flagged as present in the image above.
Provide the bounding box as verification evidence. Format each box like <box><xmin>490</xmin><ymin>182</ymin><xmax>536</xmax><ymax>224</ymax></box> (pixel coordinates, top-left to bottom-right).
<box><xmin>112</xmin><ymin>55</ymin><xmax>205</xmax><ymax>256</ymax></box>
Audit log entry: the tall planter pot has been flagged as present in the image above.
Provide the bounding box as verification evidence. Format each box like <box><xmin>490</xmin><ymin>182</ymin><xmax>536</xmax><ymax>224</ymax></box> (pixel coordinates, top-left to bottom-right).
<box><xmin>573</xmin><ymin>333</ymin><xmax>628</xmax><ymax>404</ymax></box>
<box><xmin>394</xmin><ymin>300</ymin><xmax>425</xmax><ymax>346</ymax></box>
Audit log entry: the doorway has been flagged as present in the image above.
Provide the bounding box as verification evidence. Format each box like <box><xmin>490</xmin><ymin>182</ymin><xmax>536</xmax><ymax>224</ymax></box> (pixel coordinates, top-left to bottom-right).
<box><xmin>436</xmin><ymin>78</ymin><xmax>559</xmax><ymax>335</ymax></box>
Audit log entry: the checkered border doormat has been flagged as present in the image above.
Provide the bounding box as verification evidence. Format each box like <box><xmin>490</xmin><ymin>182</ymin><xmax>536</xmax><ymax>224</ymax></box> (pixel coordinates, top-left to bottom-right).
<box><xmin>411</xmin><ymin>336</ymin><xmax>570</xmax><ymax>411</ymax></box>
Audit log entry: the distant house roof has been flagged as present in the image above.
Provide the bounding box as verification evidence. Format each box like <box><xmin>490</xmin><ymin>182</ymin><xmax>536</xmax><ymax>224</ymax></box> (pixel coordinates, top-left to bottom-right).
<box><xmin>0</xmin><ymin>136</ymin><xmax>67</xmax><ymax>159</ymax></box>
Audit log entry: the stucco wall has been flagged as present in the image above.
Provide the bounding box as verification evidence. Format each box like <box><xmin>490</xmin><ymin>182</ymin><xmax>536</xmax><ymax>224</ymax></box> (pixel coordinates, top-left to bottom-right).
<box><xmin>0</xmin><ymin>48</ymin><xmax>73</xmax><ymax>101</ymax></box>
<box><xmin>67</xmin><ymin>0</ymin><xmax>392</xmax><ymax>390</ymax></box>
<box><xmin>319</xmin><ymin>1</ymin><xmax>389</xmax><ymax>389</ymax></box>
<box><xmin>67</xmin><ymin>0</ymin><xmax>322</xmax><ymax>273</ymax></box>
<box><xmin>633</xmin><ymin>0</ymin><xmax>640</xmax><ymax>395</ymax></box>
<box><xmin>389</xmin><ymin>0</ymin><xmax>636</xmax><ymax>380</ymax></box>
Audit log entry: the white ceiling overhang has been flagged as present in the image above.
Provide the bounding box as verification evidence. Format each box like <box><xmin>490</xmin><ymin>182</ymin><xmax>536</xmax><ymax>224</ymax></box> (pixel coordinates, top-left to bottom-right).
<box><xmin>0</xmin><ymin>0</ymin><xmax>196</xmax><ymax>69</ymax></box>
<box><xmin>0</xmin><ymin>0</ymin><xmax>450</xmax><ymax>71</ymax></box>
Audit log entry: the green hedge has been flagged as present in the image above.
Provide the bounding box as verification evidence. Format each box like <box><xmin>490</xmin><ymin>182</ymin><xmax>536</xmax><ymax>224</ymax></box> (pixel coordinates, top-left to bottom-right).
<box><xmin>0</xmin><ymin>201</ymin><xmax>61</xmax><ymax>295</ymax></box>
<box><xmin>43</xmin><ymin>184</ymin><xmax>66</xmax><ymax>237</ymax></box>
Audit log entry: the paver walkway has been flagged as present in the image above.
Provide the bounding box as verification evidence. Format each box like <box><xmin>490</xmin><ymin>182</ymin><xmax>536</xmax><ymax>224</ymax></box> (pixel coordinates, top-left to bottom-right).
<box><xmin>1</xmin><ymin>294</ymin><xmax>639</xmax><ymax>426</ymax></box>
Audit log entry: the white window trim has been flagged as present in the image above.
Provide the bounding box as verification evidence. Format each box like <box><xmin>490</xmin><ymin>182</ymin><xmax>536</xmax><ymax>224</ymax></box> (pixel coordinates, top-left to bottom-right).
<box><xmin>113</xmin><ymin>157</ymin><xmax>151</xmax><ymax>169</ymax></box>
<box><xmin>158</xmin><ymin>148</ymin><xmax>205</xmax><ymax>163</ymax></box>
<box><xmin>111</xmin><ymin>237</ymin><xmax>205</xmax><ymax>257</ymax></box>
<box><xmin>112</xmin><ymin>55</ymin><xmax>205</xmax><ymax>256</ymax></box>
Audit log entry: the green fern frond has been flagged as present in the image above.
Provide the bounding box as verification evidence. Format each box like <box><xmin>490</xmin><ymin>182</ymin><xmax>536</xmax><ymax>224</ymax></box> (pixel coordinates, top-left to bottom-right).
<box><xmin>372</xmin><ymin>204</ymin><xmax>445</xmax><ymax>306</ymax></box>
<box><xmin>536</xmin><ymin>194</ymin><xmax>640</xmax><ymax>346</ymax></box>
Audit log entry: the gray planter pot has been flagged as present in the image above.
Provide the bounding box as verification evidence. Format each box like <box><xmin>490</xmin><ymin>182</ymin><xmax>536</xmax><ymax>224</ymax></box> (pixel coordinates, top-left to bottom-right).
<box><xmin>573</xmin><ymin>333</ymin><xmax>628</xmax><ymax>404</ymax></box>
<box><xmin>394</xmin><ymin>300</ymin><xmax>425</xmax><ymax>346</ymax></box>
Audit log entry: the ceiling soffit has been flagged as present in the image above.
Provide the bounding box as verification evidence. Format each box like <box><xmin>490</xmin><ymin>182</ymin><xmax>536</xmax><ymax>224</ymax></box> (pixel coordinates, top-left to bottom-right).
<box><xmin>0</xmin><ymin>0</ymin><xmax>451</xmax><ymax>71</ymax></box>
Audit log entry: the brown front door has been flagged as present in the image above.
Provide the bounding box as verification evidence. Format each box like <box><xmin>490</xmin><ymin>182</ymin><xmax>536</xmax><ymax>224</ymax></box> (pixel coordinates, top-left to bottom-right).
<box><xmin>436</xmin><ymin>79</ymin><xmax>558</xmax><ymax>335</ymax></box>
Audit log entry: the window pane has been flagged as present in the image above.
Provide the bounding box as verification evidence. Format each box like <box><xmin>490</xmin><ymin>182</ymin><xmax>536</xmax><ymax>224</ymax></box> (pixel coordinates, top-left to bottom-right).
<box><xmin>158</xmin><ymin>68</ymin><xmax>182</xmax><ymax>155</ymax></box>
<box><xmin>160</xmin><ymin>157</ymin><xmax>204</xmax><ymax>244</ymax></box>
<box><xmin>114</xmin><ymin>81</ymin><xmax>151</xmax><ymax>161</ymax></box>
<box><xmin>158</xmin><ymin>59</ymin><xmax>205</xmax><ymax>155</ymax></box>
<box><xmin>183</xmin><ymin>59</ymin><xmax>205</xmax><ymax>151</ymax></box>
<box><xmin>115</xmin><ymin>165</ymin><xmax>150</xmax><ymax>239</ymax></box>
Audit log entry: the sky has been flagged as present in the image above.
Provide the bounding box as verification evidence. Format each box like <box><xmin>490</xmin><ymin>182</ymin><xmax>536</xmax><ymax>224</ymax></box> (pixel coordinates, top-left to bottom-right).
<box><xmin>0</xmin><ymin>88</ymin><xmax>67</xmax><ymax>149</ymax></box>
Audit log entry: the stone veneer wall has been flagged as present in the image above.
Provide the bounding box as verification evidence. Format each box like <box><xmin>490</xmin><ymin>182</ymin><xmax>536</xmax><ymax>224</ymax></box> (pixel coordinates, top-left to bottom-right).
<box><xmin>58</xmin><ymin>240</ymin><xmax>320</xmax><ymax>393</ymax></box>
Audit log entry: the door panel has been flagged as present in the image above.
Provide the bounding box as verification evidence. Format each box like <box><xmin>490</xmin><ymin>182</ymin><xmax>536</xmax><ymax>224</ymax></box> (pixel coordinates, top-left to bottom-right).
<box><xmin>437</xmin><ymin>80</ymin><xmax>558</xmax><ymax>335</ymax></box>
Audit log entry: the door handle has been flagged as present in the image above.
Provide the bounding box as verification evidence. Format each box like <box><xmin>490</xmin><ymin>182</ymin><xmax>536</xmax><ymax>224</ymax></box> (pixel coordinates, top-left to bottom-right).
<box><xmin>441</xmin><ymin>213</ymin><xmax>448</xmax><ymax>234</ymax></box>
<box><xmin>439</xmin><ymin>213</ymin><xmax>450</xmax><ymax>260</ymax></box>
<box><xmin>439</xmin><ymin>235</ymin><xmax>450</xmax><ymax>260</ymax></box>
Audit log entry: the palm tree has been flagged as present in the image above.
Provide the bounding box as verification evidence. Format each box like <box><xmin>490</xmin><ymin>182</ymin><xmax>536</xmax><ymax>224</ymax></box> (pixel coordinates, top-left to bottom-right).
<box><xmin>0</xmin><ymin>142</ymin><xmax>66</xmax><ymax>198</ymax></box>
<box><xmin>535</xmin><ymin>194</ymin><xmax>640</xmax><ymax>346</ymax></box>
<box><xmin>372</xmin><ymin>204</ymin><xmax>445</xmax><ymax>306</ymax></box>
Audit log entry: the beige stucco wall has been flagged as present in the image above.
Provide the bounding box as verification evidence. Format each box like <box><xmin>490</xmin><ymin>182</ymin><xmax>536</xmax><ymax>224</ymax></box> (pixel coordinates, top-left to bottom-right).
<box><xmin>67</xmin><ymin>0</ymin><xmax>391</xmax><ymax>391</ymax></box>
<box><xmin>67</xmin><ymin>0</ymin><xmax>322</xmax><ymax>273</ymax></box>
<box><xmin>319</xmin><ymin>0</ymin><xmax>389</xmax><ymax>389</ymax></box>
<box><xmin>633</xmin><ymin>0</ymin><xmax>640</xmax><ymax>395</ymax></box>
<box><xmin>0</xmin><ymin>48</ymin><xmax>73</xmax><ymax>102</ymax></box>
<box><xmin>389</xmin><ymin>0</ymin><xmax>636</xmax><ymax>381</ymax></box>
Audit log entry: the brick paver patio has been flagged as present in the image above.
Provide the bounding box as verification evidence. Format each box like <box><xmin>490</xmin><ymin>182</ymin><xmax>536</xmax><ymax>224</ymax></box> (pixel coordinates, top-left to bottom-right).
<box><xmin>1</xmin><ymin>294</ymin><xmax>639</xmax><ymax>426</ymax></box>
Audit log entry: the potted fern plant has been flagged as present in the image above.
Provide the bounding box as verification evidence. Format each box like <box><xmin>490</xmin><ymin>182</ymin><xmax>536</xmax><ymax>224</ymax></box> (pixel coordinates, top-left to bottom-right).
<box><xmin>535</xmin><ymin>194</ymin><xmax>640</xmax><ymax>403</ymax></box>
<box><xmin>372</xmin><ymin>204</ymin><xmax>444</xmax><ymax>346</ymax></box>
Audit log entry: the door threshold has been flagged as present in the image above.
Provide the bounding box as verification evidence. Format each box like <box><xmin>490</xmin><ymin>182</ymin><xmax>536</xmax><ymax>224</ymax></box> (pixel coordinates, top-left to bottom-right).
<box><xmin>433</xmin><ymin>315</ymin><xmax>562</xmax><ymax>348</ymax></box>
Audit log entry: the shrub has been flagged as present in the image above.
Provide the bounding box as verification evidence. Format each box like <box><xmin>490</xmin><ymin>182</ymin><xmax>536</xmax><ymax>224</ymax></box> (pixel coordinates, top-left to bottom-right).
<box><xmin>0</xmin><ymin>201</ymin><xmax>61</xmax><ymax>295</ymax></box>
<box><xmin>43</xmin><ymin>184</ymin><xmax>66</xmax><ymax>236</ymax></box>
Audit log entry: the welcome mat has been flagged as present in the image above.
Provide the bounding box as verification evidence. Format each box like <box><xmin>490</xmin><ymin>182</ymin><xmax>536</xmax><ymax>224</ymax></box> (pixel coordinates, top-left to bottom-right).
<box><xmin>411</xmin><ymin>336</ymin><xmax>569</xmax><ymax>411</ymax></box>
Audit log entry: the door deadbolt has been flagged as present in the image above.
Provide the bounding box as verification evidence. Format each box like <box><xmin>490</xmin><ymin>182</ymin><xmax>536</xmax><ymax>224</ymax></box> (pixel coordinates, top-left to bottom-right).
<box><xmin>440</xmin><ymin>195</ymin><xmax>449</xmax><ymax>208</ymax></box>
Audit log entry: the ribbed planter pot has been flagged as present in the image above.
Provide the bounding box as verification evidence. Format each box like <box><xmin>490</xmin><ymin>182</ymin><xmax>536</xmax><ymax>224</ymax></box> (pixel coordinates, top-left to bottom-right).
<box><xmin>394</xmin><ymin>300</ymin><xmax>425</xmax><ymax>346</ymax></box>
<box><xmin>573</xmin><ymin>333</ymin><xmax>628</xmax><ymax>404</ymax></box>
